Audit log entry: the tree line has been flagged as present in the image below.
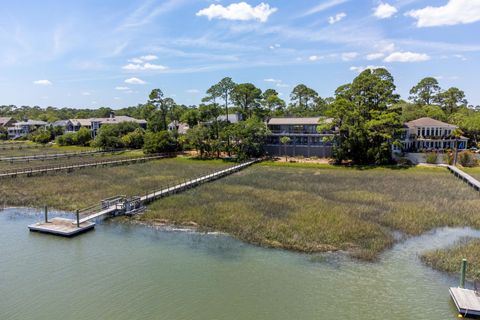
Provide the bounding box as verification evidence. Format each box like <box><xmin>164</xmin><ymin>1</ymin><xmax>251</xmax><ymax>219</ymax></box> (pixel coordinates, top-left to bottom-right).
<box><xmin>0</xmin><ymin>72</ymin><xmax>478</xmax><ymax>164</ymax></box>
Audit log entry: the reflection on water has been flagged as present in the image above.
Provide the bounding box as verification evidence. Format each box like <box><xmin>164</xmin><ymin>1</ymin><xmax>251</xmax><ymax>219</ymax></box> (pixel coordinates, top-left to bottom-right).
<box><xmin>0</xmin><ymin>207</ymin><xmax>477</xmax><ymax>320</ymax></box>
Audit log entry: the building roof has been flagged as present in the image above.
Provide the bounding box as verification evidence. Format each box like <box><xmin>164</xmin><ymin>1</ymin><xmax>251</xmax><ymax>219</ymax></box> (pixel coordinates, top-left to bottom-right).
<box><xmin>405</xmin><ymin>117</ymin><xmax>457</xmax><ymax>129</ymax></box>
<box><xmin>70</xmin><ymin>118</ymin><xmax>92</xmax><ymax>127</ymax></box>
<box><xmin>217</xmin><ymin>113</ymin><xmax>242</xmax><ymax>124</ymax></box>
<box><xmin>90</xmin><ymin>115</ymin><xmax>147</xmax><ymax>125</ymax></box>
<box><xmin>52</xmin><ymin>120</ymin><xmax>71</xmax><ymax>127</ymax></box>
<box><xmin>70</xmin><ymin>116</ymin><xmax>147</xmax><ymax>127</ymax></box>
<box><xmin>0</xmin><ymin>117</ymin><xmax>14</xmax><ymax>126</ymax></box>
<box><xmin>15</xmin><ymin>120</ymin><xmax>48</xmax><ymax>126</ymax></box>
<box><xmin>267</xmin><ymin>117</ymin><xmax>333</xmax><ymax>125</ymax></box>
<box><xmin>168</xmin><ymin>121</ymin><xmax>190</xmax><ymax>134</ymax></box>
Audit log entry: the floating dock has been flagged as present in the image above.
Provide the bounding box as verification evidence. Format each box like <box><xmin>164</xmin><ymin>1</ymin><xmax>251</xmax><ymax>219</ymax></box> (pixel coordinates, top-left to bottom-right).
<box><xmin>28</xmin><ymin>217</ymin><xmax>95</xmax><ymax>237</ymax></box>
<box><xmin>450</xmin><ymin>287</ymin><xmax>480</xmax><ymax>317</ymax></box>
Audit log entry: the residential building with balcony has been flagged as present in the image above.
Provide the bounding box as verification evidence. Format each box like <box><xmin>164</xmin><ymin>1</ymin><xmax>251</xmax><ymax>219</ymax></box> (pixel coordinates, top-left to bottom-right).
<box><xmin>397</xmin><ymin>117</ymin><xmax>468</xmax><ymax>152</ymax></box>
<box><xmin>7</xmin><ymin>120</ymin><xmax>48</xmax><ymax>139</ymax></box>
<box><xmin>264</xmin><ymin>117</ymin><xmax>335</xmax><ymax>157</ymax></box>
<box><xmin>64</xmin><ymin>115</ymin><xmax>147</xmax><ymax>138</ymax></box>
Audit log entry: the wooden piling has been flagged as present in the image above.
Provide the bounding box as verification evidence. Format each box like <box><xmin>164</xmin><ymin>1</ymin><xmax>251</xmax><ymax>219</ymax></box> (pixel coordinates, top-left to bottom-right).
<box><xmin>460</xmin><ymin>258</ymin><xmax>467</xmax><ymax>288</ymax></box>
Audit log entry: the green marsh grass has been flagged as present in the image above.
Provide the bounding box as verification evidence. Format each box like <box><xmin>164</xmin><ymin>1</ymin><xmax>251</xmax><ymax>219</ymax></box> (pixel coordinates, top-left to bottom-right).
<box><xmin>421</xmin><ymin>238</ymin><xmax>480</xmax><ymax>280</ymax></box>
<box><xmin>0</xmin><ymin>157</ymin><xmax>231</xmax><ymax>210</ymax></box>
<box><xmin>141</xmin><ymin>163</ymin><xmax>480</xmax><ymax>260</ymax></box>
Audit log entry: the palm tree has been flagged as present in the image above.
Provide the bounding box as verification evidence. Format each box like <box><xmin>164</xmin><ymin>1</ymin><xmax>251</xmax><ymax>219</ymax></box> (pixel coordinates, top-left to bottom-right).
<box><xmin>452</xmin><ymin>128</ymin><xmax>464</xmax><ymax>166</ymax></box>
<box><xmin>280</xmin><ymin>136</ymin><xmax>291</xmax><ymax>162</ymax></box>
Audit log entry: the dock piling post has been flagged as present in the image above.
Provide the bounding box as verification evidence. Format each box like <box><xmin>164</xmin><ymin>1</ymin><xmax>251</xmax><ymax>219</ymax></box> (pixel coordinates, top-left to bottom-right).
<box><xmin>76</xmin><ymin>209</ymin><xmax>80</xmax><ymax>228</ymax></box>
<box><xmin>460</xmin><ymin>258</ymin><xmax>467</xmax><ymax>288</ymax></box>
<box><xmin>44</xmin><ymin>205</ymin><xmax>48</xmax><ymax>223</ymax></box>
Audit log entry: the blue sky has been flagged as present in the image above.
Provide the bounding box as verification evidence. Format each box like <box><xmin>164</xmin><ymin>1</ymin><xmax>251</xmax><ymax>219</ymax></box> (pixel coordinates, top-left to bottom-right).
<box><xmin>0</xmin><ymin>0</ymin><xmax>479</xmax><ymax>108</ymax></box>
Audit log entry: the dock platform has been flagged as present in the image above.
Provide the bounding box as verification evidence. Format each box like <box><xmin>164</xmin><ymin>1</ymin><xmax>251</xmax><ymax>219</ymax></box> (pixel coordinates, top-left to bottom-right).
<box><xmin>28</xmin><ymin>217</ymin><xmax>95</xmax><ymax>237</ymax></box>
<box><xmin>450</xmin><ymin>287</ymin><xmax>480</xmax><ymax>317</ymax></box>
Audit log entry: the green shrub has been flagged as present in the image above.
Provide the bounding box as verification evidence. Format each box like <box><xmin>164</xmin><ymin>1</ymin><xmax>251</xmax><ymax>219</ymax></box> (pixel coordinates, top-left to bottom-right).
<box><xmin>121</xmin><ymin>128</ymin><xmax>145</xmax><ymax>149</ymax></box>
<box><xmin>458</xmin><ymin>151</ymin><xmax>478</xmax><ymax>167</ymax></box>
<box><xmin>30</xmin><ymin>129</ymin><xmax>52</xmax><ymax>144</ymax></box>
<box><xmin>143</xmin><ymin>130</ymin><xmax>178</xmax><ymax>154</ymax></box>
<box><xmin>56</xmin><ymin>128</ymin><xmax>92</xmax><ymax>146</ymax></box>
<box><xmin>444</xmin><ymin>152</ymin><xmax>454</xmax><ymax>165</ymax></box>
<box><xmin>425</xmin><ymin>152</ymin><xmax>437</xmax><ymax>164</ymax></box>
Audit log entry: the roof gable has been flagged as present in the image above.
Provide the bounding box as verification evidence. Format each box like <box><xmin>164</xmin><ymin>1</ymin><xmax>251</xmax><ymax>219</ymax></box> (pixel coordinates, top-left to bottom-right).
<box><xmin>405</xmin><ymin>117</ymin><xmax>457</xmax><ymax>128</ymax></box>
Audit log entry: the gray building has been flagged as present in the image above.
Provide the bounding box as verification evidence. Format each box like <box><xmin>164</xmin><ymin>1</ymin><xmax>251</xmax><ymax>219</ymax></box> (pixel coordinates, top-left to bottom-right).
<box><xmin>264</xmin><ymin>117</ymin><xmax>335</xmax><ymax>157</ymax></box>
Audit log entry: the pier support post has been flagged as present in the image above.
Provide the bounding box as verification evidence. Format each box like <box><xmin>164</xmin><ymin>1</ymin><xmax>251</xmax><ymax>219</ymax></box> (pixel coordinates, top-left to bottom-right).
<box><xmin>44</xmin><ymin>205</ymin><xmax>48</xmax><ymax>223</ymax></box>
<box><xmin>460</xmin><ymin>258</ymin><xmax>467</xmax><ymax>288</ymax></box>
<box><xmin>76</xmin><ymin>209</ymin><xmax>80</xmax><ymax>228</ymax></box>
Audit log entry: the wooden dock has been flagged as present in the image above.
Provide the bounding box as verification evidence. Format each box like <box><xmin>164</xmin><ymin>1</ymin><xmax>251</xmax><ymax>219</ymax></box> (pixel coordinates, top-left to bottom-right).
<box><xmin>446</xmin><ymin>165</ymin><xmax>480</xmax><ymax>191</ymax></box>
<box><xmin>29</xmin><ymin>159</ymin><xmax>259</xmax><ymax>237</ymax></box>
<box><xmin>28</xmin><ymin>217</ymin><xmax>95</xmax><ymax>237</ymax></box>
<box><xmin>450</xmin><ymin>287</ymin><xmax>480</xmax><ymax>317</ymax></box>
<box><xmin>0</xmin><ymin>149</ymin><xmax>120</xmax><ymax>162</ymax></box>
<box><xmin>0</xmin><ymin>153</ymin><xmax>172</xmax><ymax>179</ymax></box>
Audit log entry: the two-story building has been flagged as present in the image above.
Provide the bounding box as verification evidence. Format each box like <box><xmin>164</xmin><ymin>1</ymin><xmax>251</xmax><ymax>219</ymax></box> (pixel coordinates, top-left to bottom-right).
<box><xmin>7</xmin><ymin>120</ymin><xmax>48</xmax><ymax>139</ymax></box>
<box><xmin>398</xmin><ymin>117</ymin><xmax>468</xmax><ymax>152</ymax></box>
<box><xmin>264</xmin><ymin>117</ymin><xmax>335</xmax><ymax>157</ymax></box>
<box><xmin>64</xmin><ymin>115</ymin><xmax>147</xmax><ymax>138</ymax></box>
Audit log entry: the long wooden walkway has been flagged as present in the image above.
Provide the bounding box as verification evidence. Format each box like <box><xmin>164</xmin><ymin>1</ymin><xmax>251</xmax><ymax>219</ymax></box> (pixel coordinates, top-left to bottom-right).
<box><xmin>78</xmin><ymin>159</ymin><xmax>259</xmax><ymax>223</ymax></box>
<box><xmin>0</xmin><ymin>149</ymin><xmax>118</xmax><ymax>162</ymax></box>
<box><xmin>0</xmin><ymin>154</ymin><xmax>173</xmax><ymax>179</ymax></box>
<box><xmin>445</xmin><ymin>165</ymin><xmax>480</xmax><ymax>191</ymax></box>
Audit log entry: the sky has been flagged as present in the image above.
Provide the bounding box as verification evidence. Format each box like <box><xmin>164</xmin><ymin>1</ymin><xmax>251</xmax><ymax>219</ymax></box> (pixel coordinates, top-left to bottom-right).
<box><xmin>0</xmin><ymin>0</ymin><xmax>479</xmax><ymax>109</ymax></box>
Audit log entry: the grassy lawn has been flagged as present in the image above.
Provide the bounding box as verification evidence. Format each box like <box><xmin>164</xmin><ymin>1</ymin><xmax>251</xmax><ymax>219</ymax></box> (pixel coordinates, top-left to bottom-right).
<box><xmin>139</xmin><ymin>162</ymin><xmax>480</xmax><ymax>260</ymax></box>
<box><xmin>0</xmin><ymin>157</ymin><xmax>231</xmax><ymax>210</ymax></box>
<box><xmin>421</xmin><ymin>238</ymin><xmax>480</xmax><ymax>280</ymax></box>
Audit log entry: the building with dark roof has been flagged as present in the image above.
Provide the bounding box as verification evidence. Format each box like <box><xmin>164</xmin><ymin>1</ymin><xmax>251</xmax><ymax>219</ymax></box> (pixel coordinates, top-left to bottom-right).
<box><xmin>264</xmin><ymin>117</ymin><xmax>335</xmax><ymax>157</ymax></box>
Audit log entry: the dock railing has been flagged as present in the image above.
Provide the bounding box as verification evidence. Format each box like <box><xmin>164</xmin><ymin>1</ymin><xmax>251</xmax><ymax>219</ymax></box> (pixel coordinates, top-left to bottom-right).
<box><xmin>75</xmin><ymin>158</ymin><xmax>260</xmax><ymax>222</ymax></box>
<box><xmin>0</xmin><ymin>153</ymin><xmax>175</xmax><ymax>179</ymax></box>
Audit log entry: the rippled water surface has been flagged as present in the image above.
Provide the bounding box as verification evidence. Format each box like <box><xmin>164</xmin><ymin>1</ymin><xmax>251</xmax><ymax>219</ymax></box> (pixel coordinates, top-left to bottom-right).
<box><xmin>1</xmin><ymin>207</ymin><xmax>478</xmax><ymax>320</ymax></box>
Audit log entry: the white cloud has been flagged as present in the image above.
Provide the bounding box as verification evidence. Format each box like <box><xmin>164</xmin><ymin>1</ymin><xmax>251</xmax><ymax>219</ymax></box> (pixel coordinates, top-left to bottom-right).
<box><xmin>33</xmin><ymin>79</ymin><xmax>52</xmax><ymax>86</ymax></box>
<box><xmin>122</xmin><ymin>63</ymin><xmax>167</xmax><ymax>71</ymax></box>
<box><xmin>328</xmin><ymin>12</ymin><xmax>347</xmax><ymax>24</ymax></box>
<box><xmin>140</xmin><ymin>55</ymin><xmax>158</xmax><ymax>61</ymax></box>
<box><xmin>454</xmin><ymin>54</ymin><xmax>467</xmax><ymax>60</ymax></box>
<box><xmin>125</xmin><ymin>77</ymin><xmax>146</xmax><ymax>85</ymax></box>
<box><xmin>366</xmin><ymin>52</ymin><xmax>385</xmax><ymax>60</ymax></box>
<box><xmin>114</xmin><ymin>97</ymin><xmax>121</xmax><ymax>100</ymax></box>
<box><xmin>378</xmin><ymin>42</ymin><xmax>395</xmax><ymax>53</ymax></box>
<box><xmin>309</xmin><ymin>55</ymin><xmax>324</xmax><ymax>61</ymax></box>
<box><xmin>186</xmin><ymin>89</ymin><xmax>200</xmax><ymax>94</ymax></box>
<box><xmin>82</xmin><ymin>91</ymin><xmax>91</xmax><ymax>96</ymax></box>
<box><xmin>406</xmin><ymin>0</ymin><xmax>480</xmax><ymax>27</ymax></box>
<box><xmin>129</xmin><ymin>58</ymin><xmax>144</xmax><ymax>64</ymax></box>
<box><xmin>350</xmin><ymin>65</ymin><xmax>386</xmax><ymax>73</ymax></box>
<box><xmin>115</xmin><ymin>86</ymin><xmax>130</xmax><ymax>91</ymax></box>
<box><xmin>374</xmin><ymin>2</ymin><xmax>398</xmax><ymax>19</ymax></box>
<box><xmin>341</xmin><ymin>52</ymin><xmax>358</xmax><ymax>61</ymax></box>
<box><xmin>264</xmin><ymin>78</ymin><xmax>289</xmax><ymax>88</ymax></box>
<box><xmin>302</xmin><ymin>0</ymin><xmax>349</xmax><ymax>17</ymax></box>
<box><xmin>269</xmin><ymin>43</ymin><xmax>281</xmax><ymax>49</ymax></box>
<box><xmin>383</xmin><ymin>51</ymin><xmax>430</xmax><ymax>62</ymax></box>
<box><xmin>264</xmin><ymin>78</ymin><xmax>281</xmax><ymax>83</ymax></box>
<box><xmin>196</xmin><ymin>2</ymin><xmax>277</xmax><ymax>22</ymax></box>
